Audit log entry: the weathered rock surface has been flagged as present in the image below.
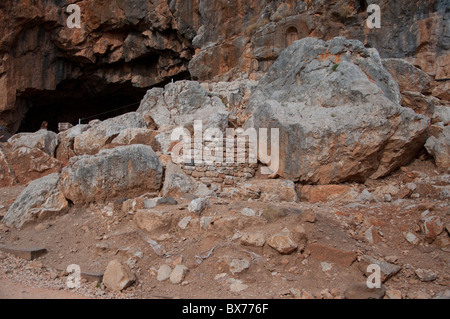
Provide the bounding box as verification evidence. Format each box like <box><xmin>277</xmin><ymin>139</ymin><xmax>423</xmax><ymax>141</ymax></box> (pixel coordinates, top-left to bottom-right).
<box><xmin>161</xmin><ymin>162</ymin><xmax>213</xmax><ymax>198</ymax></box>
<box><xmin>344</xmin><ymin>284</ymin><xmax>386</xmax><ymax>300</ymax></box>
<box><xmin>103</xmin><ymin>260</ymin><xmax>136</xmax><ymax>292</ymax></box>
<box><xmin>267</xmin><ymin>233</ymin><xmax>297</xmax><ymax>255</ymax></box>
<box><xmin>170</xmin><ymin>265</ymin><xmax>188</xmax><ymax>284</ymax></box>
<box><xmin>73</xmin><ymin>112</ymin><xmax>147</xmax><ymax>156</ymax></box>
<box><xmin>245</xmin><ymin>37</ymin><xmax>430</xmax><ymax>184</ymax></box>
<box><xmin>358</xmin><ymin>255</ymin><xmax>402</xmax><ymax>283</ymax></box>
<box><xmin>234</xmin><ymin>180</ymin><xmax>299</xmax><ymax>202</ymax></box>
<box><xmin>188</xmin><ymin>198</ymin><xmax>210</xmax><ymax>214</ymax></box>
<box><xmin>138</xmin><ymin>81</ymin><xmax>229</xmax><ymax>131</ymax></box>
<box><xmin>425</xmin><ymin>125</ymin><xmax>450</xmax><ymax>168</ymax></box>
<box><xmin>134</xmin><ymin>210</ymin><xmax>174</xmax><ymax>234</ymax></box>
<box><xmin>3</xmin><ymin>173</ymin><xmax>68</xmax><ymax>229</ymax></box>
<box><xmin>60</xmin><ymin>145</ymin><xmax>163</xmax><ymax>204</ymax></box>
<box><xmin>56</xmin><ymin>125</ymin><xmax>90</xmax><ymax>166</ymax></box>
<box><xmin>240</xmin><ymin>232</ymin><xmax>266</xmax><ymax>247</ymax></box>
<box><xmin>383</xmin><ymin>58</ymin><xmax>431</xmax><ymax>94</ymax></box>
<box><xmin>8</xmin><ymin>129</ymin><xmax>59</xmax><ymax>157</ymax></box>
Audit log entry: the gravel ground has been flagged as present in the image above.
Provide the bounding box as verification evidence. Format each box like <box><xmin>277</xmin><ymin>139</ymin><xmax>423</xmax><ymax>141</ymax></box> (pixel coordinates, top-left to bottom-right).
<box><xmin>0</xmin><ymin>250</ymin><xmax>141</xmax><ymax>299</ymax></box>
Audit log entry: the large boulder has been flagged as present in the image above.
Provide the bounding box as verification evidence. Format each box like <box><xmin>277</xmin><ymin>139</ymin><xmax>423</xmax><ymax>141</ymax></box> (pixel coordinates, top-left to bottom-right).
<box><xmin>60</xmin><ymin>145</ymin><xmax>163</xmax><ymax>205</ymax></box>
<box><xmin>3</xmin><ymin>173</ymin><xmax>69</xmax><ymax>229</ymax></box>
<box><xmin>8</xmin><ymin>129</ymin><xmax>58</xmax><ymax>157</ymax></box>
<box><xmin>245</xmin><ymin>37</ymin><xmax>430</xmax><ymax>184</ymax></box>
<box><xmin>137</xmin><ymin>81</ymin><xmax>230</xmax><ymax>131</ymax></box>
<box><xmin>73</xmin><ymin>112</ymin><xmax>147</xmax><ymax>156</ymax></box>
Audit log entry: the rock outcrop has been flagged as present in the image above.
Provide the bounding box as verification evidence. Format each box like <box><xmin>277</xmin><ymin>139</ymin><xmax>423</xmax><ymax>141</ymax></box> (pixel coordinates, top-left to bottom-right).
<box><xmin>245</xmin><ymin>37</ymin><xmax>430</xmax><ymax>184</ymax></box>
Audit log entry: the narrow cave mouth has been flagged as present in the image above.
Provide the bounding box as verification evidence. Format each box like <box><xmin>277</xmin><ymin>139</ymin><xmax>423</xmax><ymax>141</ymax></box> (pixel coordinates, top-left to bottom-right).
<box><xmin>17</xmin><ymin>79</ymin><xmax>147</xmax><ymax>133</ymax></box>
<box><xmin>16</xmin><ymin>71</ymin><xmax>190</xmax><ymax>133</ymax></box>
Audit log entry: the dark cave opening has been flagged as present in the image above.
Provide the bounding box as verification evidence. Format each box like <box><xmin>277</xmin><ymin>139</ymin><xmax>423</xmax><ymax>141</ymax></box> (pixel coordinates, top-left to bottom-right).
<box><xmin>16</xmin><ymin>71</ymin><xmax>191</xmax><ymax>133</ymax></box>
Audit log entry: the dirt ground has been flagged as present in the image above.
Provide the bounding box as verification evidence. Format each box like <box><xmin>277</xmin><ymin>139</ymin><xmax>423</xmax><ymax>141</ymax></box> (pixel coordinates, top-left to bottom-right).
<box><xmin>0</xmin><ymin>158</ymin><xmax>449</xmax><ymax>299</ymax></box>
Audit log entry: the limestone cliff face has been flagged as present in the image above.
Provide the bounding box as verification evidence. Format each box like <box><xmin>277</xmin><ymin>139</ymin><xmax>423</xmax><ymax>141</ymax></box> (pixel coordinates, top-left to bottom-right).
<box><xmin>0</xmin><ymin>0</ymin><xmax>193</xmax><ymax>132</ymax></box>
<box><xmin>0</xmin><ymin>0</ymin><xmax>448</xmax><ymax>133</ymax></box>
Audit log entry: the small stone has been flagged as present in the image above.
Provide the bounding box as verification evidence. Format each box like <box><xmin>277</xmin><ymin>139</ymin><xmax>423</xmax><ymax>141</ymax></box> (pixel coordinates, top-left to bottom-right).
<box><xmin>385</xmin><ymin>289</ymin><xmax>402</xmax><ymax>299</ymax></box>
<box><xmin>321</xmin><ymin>289</ymin><xmax>334</xmax><ymax>299</ymax></box>
<box><xmin>433</xmin><ymin>290</ymin><xmax>450</xmax><ymax>299</ymax></box>
<box><xmin>358</xmin><ymin>255</ymin><xmax>402</xmax><ymax>283</ymax></box>
<box><xmin>364</xmin><ymin>226</ymin><xmax>381</xmax><ymax>244</ymax></box>
<box><xmin>157</xmin><ymin>264</ymin><xmax>172</xmax><ymax>282</ymax></box>
<box><xmin>241</xmin><ymin>208</ymin><xmax>256</xmax><ymax>217</ymax></box>
<box><xmin>145</xmin><ymin>197</ymin><xmax>178</xmax><ymax>209</ymax></box>
<box><xmin>240</xmin><ymin>232</ymin><xmax>266</xmax><ymax>247</ymax></box>
<box><xmin>344</xmin><ymin>283</ymin><xmax>386</xmax><ymax>299</ymax></box>
<box><xmin>170</xmin><ymin>265</ymin><xmax>188</xmax><ymax>284</ymax></box>
<box><xmin>178</xmin><ymin>216</ymin><xmax>192</xmax><ymax>230</ymax></box>
<box><xmin>403</xmin><ymin>232</ymin><xmax>420</xmax><ymax>245</ymax></box>
<box><xmin>302</xmin><ymin>209</ymin><xmax>317</xmax><ymax>223</ymax></box>
<box><xmin>423</xmin><ymin>216</ymin><xmax>444</xmax><ymax>240</ymax></box>
<box><xmin>214</xmin><ymin>273</ymin><xmax>227</xmax><ymax>281</ymax></box>
<box><xmin>358</xmin><ymin>190</ymin><xmax>376</xmax><ymax>203</ymax></box>
<box><xmin>321</xmin><ymin>262</ymin><xmax>333</xmax><ymax>273</ymax></box>
<box><xmin>289</xmin><ymin>288</ymin><xmax>301</xmax><ymax>298</ymax></box>
<box><xmin>267</xmin><ymin>233</ymin><xmax>298</xmax><ymax>255</ymax></box>
<box><xmin>102</xmin><ymin>260</ymin><xmax>136</xmax><ymax>292</ymax></box>
<box><xmin>415</xmin><ymin>268</ymin><xmax>437</xmax><ymax>282</ymax></box>
<box><xmin>200</xmin><ymin>217</ymin><xmax>212</xmax><ymax>230</ymax></box>
<box><xmin>173</xmin><ymin>256</ymin><xmax>183</xmax><ymax>266</ymax></box>
<box><xmin>188</xmin><ymin>198</ymin><xmax>210</xmax><ymax>214</ymax></box>
<box><xmin>228</xmin><ymin>258</ymin><xmax>251</xmax><ymax>275</ymax></box>
<box><xmin>384</xmin><ymin>256</ymin><xmax>398</xmax><ymax>264</ymax></box>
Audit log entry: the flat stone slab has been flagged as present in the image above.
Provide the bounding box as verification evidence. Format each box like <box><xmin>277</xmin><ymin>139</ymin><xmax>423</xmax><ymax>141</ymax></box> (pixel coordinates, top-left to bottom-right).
<box><xmin>0</xmin><ymin>246</ymin><xmax>47</xmax><ymax>261</ymax></box>
<box><xmin>81</xmin><ymin>272</ymin><xmax>104</xmax><ymax>283</ymax></box>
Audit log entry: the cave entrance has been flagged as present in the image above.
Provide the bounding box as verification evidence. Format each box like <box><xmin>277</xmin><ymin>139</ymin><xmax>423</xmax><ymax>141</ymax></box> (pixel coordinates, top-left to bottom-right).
<box><xmin>17</xmin><ymin>79</ymin><xmax>148</xmax><ymax>133</ymax></box>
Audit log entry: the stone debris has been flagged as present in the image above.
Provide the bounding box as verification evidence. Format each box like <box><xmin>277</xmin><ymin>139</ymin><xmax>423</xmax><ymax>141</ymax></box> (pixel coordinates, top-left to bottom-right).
<box><xmin>415</xmin><ymin>268</ymin><xmax>437</xmax><ymax>282</ymax></box>
<box><xmin>188</xmin><ymin>198</ymin><xmax>210</xmax><ymax>214</ymax></box>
